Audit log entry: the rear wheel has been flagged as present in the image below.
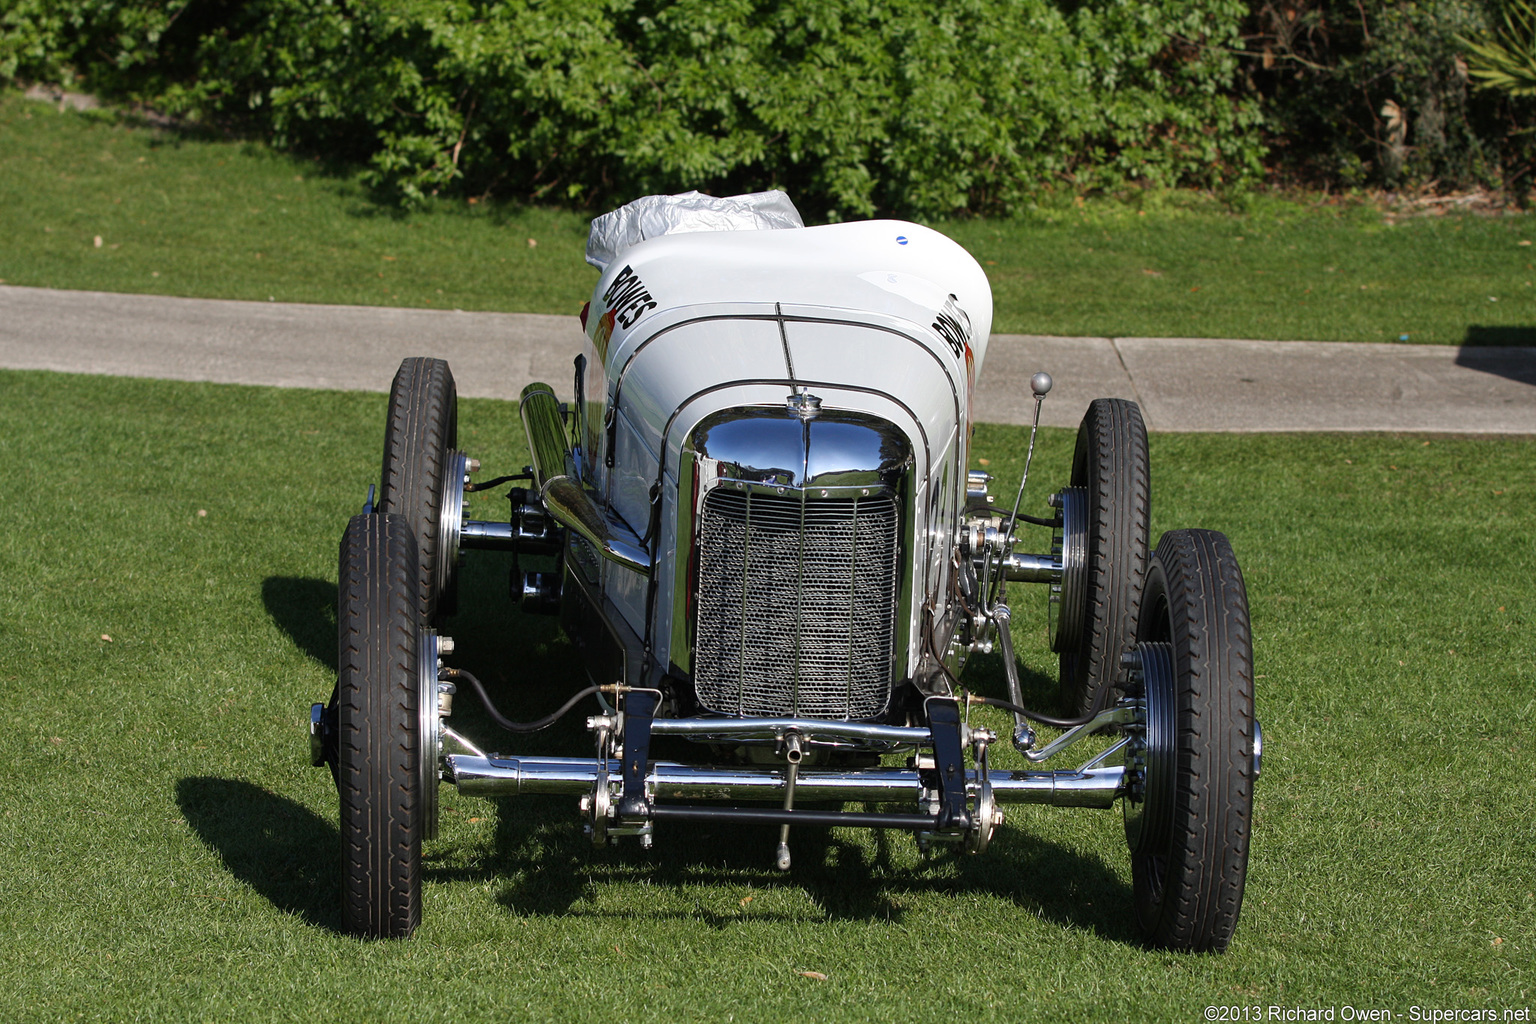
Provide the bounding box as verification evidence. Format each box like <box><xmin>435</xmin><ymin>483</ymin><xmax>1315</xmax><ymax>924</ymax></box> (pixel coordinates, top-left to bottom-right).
<box><xmin>379</xmin><ymin>356</ymin><xmax>460</xmax><ymax>624</ymax></box>
<box><xmin>1055</xmin><ymin>398</ymin><xmax>1150</xmax><ymax>715</ymax></box>
<box><xmin>336</xmin><ymin>513</ymin><xmax>425</xmax><ymax>939</ymax></box>
<box><xmin>1124</xmin><ymin>528</ymin><xmax>1255</xmax><ymax>952</ymax></box>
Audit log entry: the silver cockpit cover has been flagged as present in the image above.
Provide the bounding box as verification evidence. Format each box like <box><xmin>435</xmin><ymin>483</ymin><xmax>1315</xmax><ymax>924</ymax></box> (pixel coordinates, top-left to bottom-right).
<box><xmin>585</xmin><ymin>190</ymin><xmax>804</xmax><ymax>270</ymax></box>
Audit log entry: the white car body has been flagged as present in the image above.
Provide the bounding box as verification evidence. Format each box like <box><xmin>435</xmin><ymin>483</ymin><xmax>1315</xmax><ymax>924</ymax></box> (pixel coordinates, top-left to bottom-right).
<box><xmin>576</xmin><ymin>218</ymin><xmax>993</xmax><ymax>695</ymax></box>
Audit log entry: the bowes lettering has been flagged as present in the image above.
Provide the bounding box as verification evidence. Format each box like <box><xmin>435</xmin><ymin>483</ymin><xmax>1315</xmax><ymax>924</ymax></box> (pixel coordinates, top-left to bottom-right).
<box><xmin>932</xmin><ymin>293</ymin><xmax>972</xmax><ymax>360</ymax></box>
<box><xmin>603</xmin><ymin>264</ymin><xmax>659</xmax><ymax>331</ymax></box>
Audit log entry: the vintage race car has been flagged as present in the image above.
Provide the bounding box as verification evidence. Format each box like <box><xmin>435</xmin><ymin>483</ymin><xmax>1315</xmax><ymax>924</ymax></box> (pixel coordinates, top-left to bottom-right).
<box><xmin>308</xmin><ymin>191</ymin><xmax>1259</xmax><ymax>951</ymax></box>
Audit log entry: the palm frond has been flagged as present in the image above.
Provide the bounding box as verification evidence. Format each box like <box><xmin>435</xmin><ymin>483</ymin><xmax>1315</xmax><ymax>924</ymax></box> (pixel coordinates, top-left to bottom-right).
<box><xmin>1459</xmin><ymin>0</ymin><xmax>1536</xmax><ymax>97</ymax></box>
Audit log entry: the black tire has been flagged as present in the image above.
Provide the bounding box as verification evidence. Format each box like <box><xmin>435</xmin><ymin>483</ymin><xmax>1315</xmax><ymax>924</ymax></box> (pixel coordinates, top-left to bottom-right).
<box><xmin>378</xmin><ymin>356</ymin><xmax>458</xmax><ymax>624</ymax></box>
<box><xmin>336</xmin><ymin>513</ymin><xmax>424</xmax><ymax>940</ymax></box>
<box><xmin>1125</xmin><ymin>528</ymin><xmax>1255</xmax><ymax>952</ymax></box>
<box><xmin>1058</xmin><ymin>398</ymin><xmax>1150</xmax><ymax>716</ymax></box>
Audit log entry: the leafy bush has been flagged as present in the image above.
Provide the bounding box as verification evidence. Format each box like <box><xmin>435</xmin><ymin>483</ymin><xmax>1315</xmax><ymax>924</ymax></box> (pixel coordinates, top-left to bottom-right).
<box><xmin>0</xmin><ymin>1</ymin><xmax>180</xmax><ymax>90</ymax></box>
<box><xmin>8</xmin><ymin>0</ymin><xmax>1534</xmax><ymax>205</ymax></box>
<box><xmin>1240</xmin><ymin>0</ymin><xmax>1533</xmax><ymax>193</ymax></box>
<box><xmin>0</xmin><ymin>0</ymin><xmax>1262</xmax><ymax>217</ymax></box>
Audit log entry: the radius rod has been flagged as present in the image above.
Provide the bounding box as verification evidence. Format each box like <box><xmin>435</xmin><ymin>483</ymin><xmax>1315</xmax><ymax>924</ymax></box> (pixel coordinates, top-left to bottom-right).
<box><xmin>650</xmin><ymin>806</ymin><xmax>940</xmax><ymax>830</ymax></box>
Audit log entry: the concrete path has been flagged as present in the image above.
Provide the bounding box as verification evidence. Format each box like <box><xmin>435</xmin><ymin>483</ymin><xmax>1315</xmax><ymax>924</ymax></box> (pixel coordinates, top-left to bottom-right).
<box><xmin>3</xmin><ymin>284</ymin><xmax>1533</xmax><ymax>433</ymax></box>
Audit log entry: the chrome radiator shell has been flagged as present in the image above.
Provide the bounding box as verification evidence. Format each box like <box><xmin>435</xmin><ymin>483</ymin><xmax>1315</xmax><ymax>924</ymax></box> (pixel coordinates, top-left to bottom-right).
<box><xmin>673</xmin><ymin>406</ymin><xmax>914</xmax><ymax>721</ymax></box>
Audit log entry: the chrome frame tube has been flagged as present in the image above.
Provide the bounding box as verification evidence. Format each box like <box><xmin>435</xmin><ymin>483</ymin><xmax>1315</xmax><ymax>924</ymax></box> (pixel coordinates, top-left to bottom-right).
<box><xmin>1003</xmin><ymin>552</ymin><xmax>1062</xmax><ymax>583</ymax></box>
<box><xmin>461</xmin><ymin>501</ymin><xmax>563</xmax><ymax>553</ymax></box>
<box><xmin>991</xmin><ymin>766</ymin><xmax>1124</xmax><ymax>808</ymax></box>
<box><xmin>459</xmin><ymin>519</ymin><xmax>517</xmax><ymax>548</ymax></box>
<box><xmin>445</xmin><ymin>754</ymin><xmax>1125</xmax><ymax>809</ymax></box>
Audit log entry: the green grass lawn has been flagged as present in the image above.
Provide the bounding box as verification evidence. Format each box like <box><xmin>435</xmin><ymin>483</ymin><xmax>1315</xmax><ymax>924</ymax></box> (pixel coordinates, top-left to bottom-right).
<box><xmin>3</xmin><ymin>88</ymin><xmax>1534</xmax><ymax>345</ymax></box>
<box><xmin>0</xmin><ymin>368</ymin><xmax>1530</xmax><ymax>1021</ymax></box>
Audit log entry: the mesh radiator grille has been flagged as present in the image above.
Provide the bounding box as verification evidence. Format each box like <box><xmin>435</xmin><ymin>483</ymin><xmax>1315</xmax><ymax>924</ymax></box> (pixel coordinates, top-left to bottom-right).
<box><xmin>693</xmin><ymin>490</ymin><xmax>900</xmax><ymax>720</ymax></box>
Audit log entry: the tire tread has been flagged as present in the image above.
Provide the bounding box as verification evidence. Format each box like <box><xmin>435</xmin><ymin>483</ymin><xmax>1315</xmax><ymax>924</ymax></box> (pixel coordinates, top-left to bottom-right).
<box><xmin>336</xmin><ymin>512</ymin><xmax>422</xmax><ymax>939</ymax></box>
<box><xmin>1062</xmin><ymin>398</ymin><xmax>1150</xmax><ymax>715</ymax></box>
<box><xmin>1133</xmin><ymin>528</ymin><xmax>1254</xmax><ymax>952</ymax></box>
<box><xmin>378</xmin><ymin>357</ymin><xmax>457</xmax><ymax>624</ymax></box>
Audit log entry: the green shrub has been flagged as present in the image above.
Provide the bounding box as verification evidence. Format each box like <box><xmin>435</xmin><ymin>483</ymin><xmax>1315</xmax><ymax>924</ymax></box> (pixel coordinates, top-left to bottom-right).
<box><xmin>0</xmin><ymin>0</ymin><xmax>182</xmax><ymax>91</ymax></box>
<box><xmin>1241</xmin><ymin>0</ymin><xmax>1533</xmax><ymax>193</ymax></box>
<box><xmin>1</xmin><ymin>0</ymin><xmax>1263</xmax><ymax>217</ymax></box>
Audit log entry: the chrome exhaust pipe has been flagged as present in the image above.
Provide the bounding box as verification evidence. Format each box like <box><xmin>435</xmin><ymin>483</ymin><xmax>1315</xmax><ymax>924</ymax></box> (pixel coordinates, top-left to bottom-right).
<box><xmin>445</xmin><ymin>755</ymin><xmax>1123</xmax><ymax>809</ymax></box>
<box><xmin>520</xmin><ymin>383</ymin><xmax>650</xmax><ymax>575</ymax></box>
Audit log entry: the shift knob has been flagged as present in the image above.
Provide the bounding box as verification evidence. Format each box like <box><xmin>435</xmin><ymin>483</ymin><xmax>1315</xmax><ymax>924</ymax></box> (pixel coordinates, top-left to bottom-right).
<box><xmin>1030</xmin><ymin>371</ymin><xmax>1053</xmax><ymax>398</ymax></box>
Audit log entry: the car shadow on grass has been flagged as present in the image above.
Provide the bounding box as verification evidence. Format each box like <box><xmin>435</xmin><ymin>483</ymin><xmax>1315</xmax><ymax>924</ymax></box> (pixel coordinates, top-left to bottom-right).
<box><xmin>417</xmin><ymin>557</ymin><xmax>1135</xmax><ymax>940</ymax></box>
<box><xmin>440</xmin><ymin>791</ymin><xmax>1136</xmax><ymax>942</ymax></box>
<box><xmin>176</xmin><ymin>776</ymin><xmax>344</xmax><ymax>934</ymax></box>
<box><xmin>262</xmin><ymin>576</ymin><xmax>338</xmax><ymax>673</ymax></box>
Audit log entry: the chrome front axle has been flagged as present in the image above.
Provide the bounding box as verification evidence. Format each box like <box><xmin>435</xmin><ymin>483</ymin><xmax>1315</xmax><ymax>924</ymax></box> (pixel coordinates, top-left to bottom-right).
<box><xmin>445</xmin><ymin>754</ymin><xmax>1125</xmax><ymax>809</ymax></box>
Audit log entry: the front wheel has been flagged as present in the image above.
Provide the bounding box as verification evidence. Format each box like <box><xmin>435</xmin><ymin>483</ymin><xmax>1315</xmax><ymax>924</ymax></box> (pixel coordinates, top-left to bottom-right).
<box><xmin>336</xmin><ymin>512</ymin><xmax>428</xmax><ymax>939</ymax></box>
<box><xmin>379</xmin><ymin>356</ymin><xmax>460</xmax><ymax>624</ymax></box>
<box><xmin>1056</xmin><ymin>398</ymin><xmax>1150</xmax><ymax>717</ymax></box>
<box><xmin>1123</xmin><ymin>528</ymin><xmax>1255</xmax><ymax>952</ymax></box>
